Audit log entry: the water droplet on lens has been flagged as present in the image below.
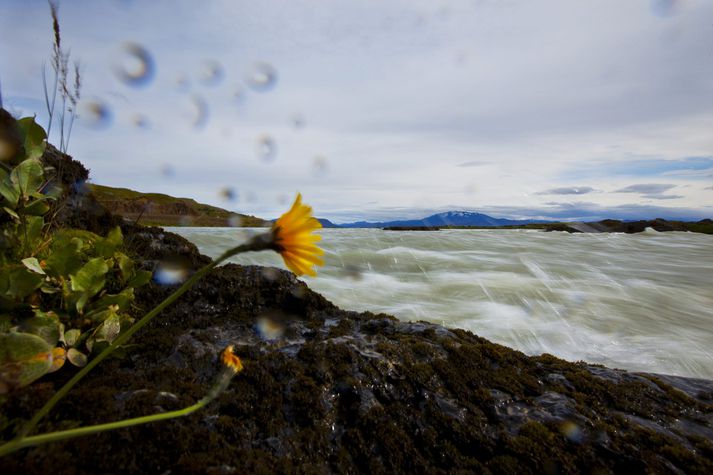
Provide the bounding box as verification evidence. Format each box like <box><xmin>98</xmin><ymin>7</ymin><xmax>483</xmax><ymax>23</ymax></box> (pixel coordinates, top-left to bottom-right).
<box><xmin>291</xmin><ymin>114</ymin><xmax>305</xmax><ymax>129</ymax></box>
<box><xmin>179</xmin><ymin>215</ymin><xmax>194</xmax><ymax>226</ymax></box>
<box><xmin>219</xmin><ymin>187</ymin><xmax>237</xmax><ymax>201</ymax></box>
<box><xmin>160</xmin><ymin>164</ymin><xmax>175</xmax><ymax>178</ymax></box>
<box><xmin>255</xmin><ymin>315</ymin><xmax>284</xmax><ymax>341</ymax></box>
<box><xmin>260</xmin><ymin>267</ymin><xmax>279</xmax><ymax>281</ymax></box>
<box><xmin>233</xmin><ymin>86</ymin><xmax>246</xmax><ymax>104</ymax></box>
<box><xmin>199</xmin><ymin>60</ymin><xmax>224</xmax><ymax>86</ymax></box>
<box><xmin>154</xmin><ymin>262</ymin><xmax>189</xmax><ymax>285</ymax></box>
<box><xmin>81</xmin><ymin>100</ymin><xmax>113</xmax><ymax>129</ymax></box>
<box><xmin>256</xmin><ymin>135</ymin><xmax>276</xmax><ymax>161</ymax></box>
<box><xmin>176</xmin><ymin>74</ymin><xmax>190</xmax><ymax>91</ymax></box>
<box><xmin>277</xmin><ymin>194</ymin><xmax>287</xmax><ymax>205</ymax></box>
<box><xmin>227</xmin><ymin>215</ymin><xmax>244</xmax><ymax>227</ymax></box>
<box><xmin>115</xmin><ymin>43</ymin><xmax>155</xmax><ymax>88</ymax></box>
<box><xmin>560</xmin><ymin>421</ymin><xmax>583</xmax><ymax>443</ymax></box>
<box><xmin>650</xmin><ymin>0</ymin><xmax>679</xmax><ymax>17</ymax></box>
<box><xmin>245</xmin><ymin>190</ymin><xmax>257</xmax><ymax>203</ymax></box>
<box><xmin>312</xmin><ymin>155</ymin><xmax>328</xmax><ymax>175</ymax></box>
<box><xmin>190</xmin><ymin>95</ymin><xmax>209</xmax><ymax>128</ymax></box>
<box><xmin>246</xmin><ymin>62</ymin><xmax>277</xmax><ymax>92</ymax></box>
<box><xmin>342</xmin><ymin>264</ymin><xmax>362</xmax><ymax>281</ymax></box>
<box><xmin>132</xmin><ymin>114</ymin><xmax>150</xmax><ymax>129</ymax></box>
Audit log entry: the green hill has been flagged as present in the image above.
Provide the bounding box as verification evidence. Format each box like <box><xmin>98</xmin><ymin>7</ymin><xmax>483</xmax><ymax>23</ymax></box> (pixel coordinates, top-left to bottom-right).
<box><xmin>88</xmin><ymin>184</ymin><xmax>269</xmax><ymax>227</ymax></box>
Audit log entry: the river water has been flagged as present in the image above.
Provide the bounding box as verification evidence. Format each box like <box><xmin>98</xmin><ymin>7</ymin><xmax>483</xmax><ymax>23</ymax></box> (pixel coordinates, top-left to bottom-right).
<box><xmin>168</xmin><ymin>227</ymin><xmax>713</xmax><ymax>379</ymax></box>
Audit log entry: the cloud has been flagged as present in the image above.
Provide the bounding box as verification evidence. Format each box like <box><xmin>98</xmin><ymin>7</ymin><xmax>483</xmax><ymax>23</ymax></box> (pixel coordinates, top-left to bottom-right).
<box><xmin>615</xmin><ymin>184</ymin><xmax>676</xmax><ymax>194</ymax></box>
<box><xmin>535</xmin><ymin>186</ymin><xmax>596</xmax><ymax>195</ymax></box>
<box><xmin>642</xmin><ymin>194</ymin><xmax>683</xmax><ymax>200</ymax></box>
<box><xmin>471</xmin><ymin>202</ymin><xmax>709</xmax><ymax>223</ymax></box>
<box><xmin>563</xmin><ymin>157</ymin><xmax>713</xmax><ymax>181</ymax></box>
<box><xmin>705</xmin><ymin>186</ymin><xmax>713</xmax><ymax>191</ymax></box>
<box><xmin>456</xmin><ymin>161</ymin><xmax>489</xmax><ymax>168</ymax></box>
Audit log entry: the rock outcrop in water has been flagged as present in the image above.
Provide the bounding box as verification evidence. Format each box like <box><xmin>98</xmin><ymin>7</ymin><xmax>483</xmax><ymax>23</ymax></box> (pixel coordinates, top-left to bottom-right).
<box><xmin>1</xmin><ymin>149</ymin><xmax>712</xmax><ymax>474</ymax></box>
<box><xmin>545</xmin><ymin>219</ymin><xmax>713</xmax><ymax>234</ymax></box>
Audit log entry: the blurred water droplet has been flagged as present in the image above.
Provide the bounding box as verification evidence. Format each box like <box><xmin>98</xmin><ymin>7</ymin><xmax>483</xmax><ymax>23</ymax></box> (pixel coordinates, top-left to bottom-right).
<box><xmin>176</xmin><ymin>74</ymin><xmax>190</xmax><ymax>91</ymax></box>
<box><xmin>80</xmin><ymin>100</ymin><xmax>113</xmax><ymax>129</ymax></box>
<box><xmin>227</xmin><ymin>215</ymin><xmax>244</xmax><ymax>227</ymax></box>
<box><xmin>291</xmin><ymin>114</ymin><xmax>305</xmax><ymax>129</ymax></box>
<box><xmin>245</xmin><ymin>190</ymin><xmax>257</xmax><ymax>203</ymax></box>
<box><xmin>560</xmin><ymin>421</ymin><xmax>583</xmax><ymax>443</ymax></box>
<box><xmin>255</xmin><ymin>315</ymin><xmax>284</xmax><ymax>341</ymax></box>
<box><xmin>246</xmin><ymin>62</ymin><xmax>277</xmax><ymax>92</ymax></box>
<box><xmin>179</xmin><ymin>215</ymin><xmax>194</xmax><ymax>226</ymax></box>
<box><xmin>199</xmin><ymin>60</ymin><xmax>224</xmax><ymax>86</ymax></box>
<box><xmin>73</xmin><ymin>180</ymin><xmax>91</xmax><ymax>196</ymax></box>
<box><xmin>650</xmin><ymin>0</ymin><xmax>679</xmax><ymax>17</ymax></box>
<box><xmin>260</xmin><ymin>267</ymin><xmax>279</xmax><ymax>281</ymax></box>
<box><xmin>233</xmin><ymin>86</ymin><xmax>246</xmax><ymax>104</ymax></box>
<box><xmin>190</xmin><ymin>95</ymin><xmax>209</xmax><ymax>128</ymax></box>
<box><xmin>132</xmin><ymin>114</ymin><xmax>150</xmax><ymax>129</ymax></box>
<box><xmin>277</xmin><ymin>194</ymin><xmax>287</xmax><ymax>205</ymax></box>
<box><xmin>464</xmin><ymin>183</ymin><xmax>476</xmax><ymax>194</ymax></box>
<box><xmin>160</xmin><ymin>164</ymin><xmax>175</xmax><ymax>178</ymax></box>
<box><xmin>114</xmin><ymin>43</ymin><xmax>155</xmax><ymax>88</ymax></box>
<box><xmin>219</xmin><ymin>187</ymin><xmax>237</xmax><ymax>201</ymax></box>
<box><xmin>342</xmin><ymin>264</ymin><xmax>363</xmax><ymax>281</ymax></box>
<box><xmin>256</xmin><ymin>135</ymin><xmax>276</xmax><ymax>161</ymax></box>
<box><xmin>154</xmin><ymin>262</ymin><xmax>189</xmax><ymax>285</ymax></box>
<box><xmin>312</xmin><ymin>155</ymin><xmax>328</xmax><ymax>176</ymax></box>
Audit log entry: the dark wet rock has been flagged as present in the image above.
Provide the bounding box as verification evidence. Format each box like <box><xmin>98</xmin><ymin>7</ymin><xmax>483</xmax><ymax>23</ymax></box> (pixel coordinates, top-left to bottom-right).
<box><xmin>1</xmin><ymin>149</ymin><xmax>712</xmax><ymax>474</ymax></box>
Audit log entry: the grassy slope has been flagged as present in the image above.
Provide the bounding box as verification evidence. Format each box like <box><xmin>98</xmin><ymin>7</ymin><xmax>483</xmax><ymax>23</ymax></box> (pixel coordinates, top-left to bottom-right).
<box><xmin>88</xmin><ymin>184</ymin><xmax>270</xmax><ymax>227</ymax></box>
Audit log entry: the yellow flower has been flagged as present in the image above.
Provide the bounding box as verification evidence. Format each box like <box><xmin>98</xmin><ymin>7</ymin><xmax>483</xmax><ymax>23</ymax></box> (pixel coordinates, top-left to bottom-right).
<box><xmin>220</xmin><ymin>346</ymin><xmax>243</xmax><ymax>374</ymax></box>
<box><xmin>271</xmin><ymin>193</ymin><xmax>324</xmax><ymax>277</ymax></box>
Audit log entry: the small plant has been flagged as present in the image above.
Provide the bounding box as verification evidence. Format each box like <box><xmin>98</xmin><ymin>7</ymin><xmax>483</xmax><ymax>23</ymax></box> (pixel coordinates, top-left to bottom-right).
<box><xmin>42</xmin><ymin>0</ymin><xmax>81</xmax><ymax>155</ymax></box>
<box><xmin>0</xmin><ymin>116</ymin><xmax>152</xmax><ymax>393</ymax></box>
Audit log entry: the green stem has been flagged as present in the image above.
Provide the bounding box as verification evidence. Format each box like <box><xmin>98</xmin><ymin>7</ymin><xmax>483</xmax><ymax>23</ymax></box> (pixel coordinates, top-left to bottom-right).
<box><xmin>15</xmin><ymin>236</ymin><xmax>269</xmax><ymax>439</ymax></box>
<box><xmin>0</xmin><ymin>370</ymin><xmax>235</xmax><ymax>458</ymax></box>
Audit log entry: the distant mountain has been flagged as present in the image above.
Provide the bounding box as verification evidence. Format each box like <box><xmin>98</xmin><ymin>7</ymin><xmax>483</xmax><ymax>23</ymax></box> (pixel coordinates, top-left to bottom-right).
<box><xmin>338</xmin><ymin>211</ymin><xmax>551</xmax><ymax>228</ymax></box>
<box><xmin>317</xmin><ymin>218</ymin><xmax>339</xmax><ymax>228</ymax></box>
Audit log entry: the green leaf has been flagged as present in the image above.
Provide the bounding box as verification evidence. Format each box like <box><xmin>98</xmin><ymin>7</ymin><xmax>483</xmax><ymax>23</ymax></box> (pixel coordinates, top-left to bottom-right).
<box><xmin>95</xmin><ymin>226</ymin><xmax>123</xmax><ymax>258</ymax></box>
<box><xmin>66</xmin><ymin>348</ymin><xmax>88</xmax><ymax>367</ymax></box>
<box><xmin>87</xmin><ymin>288</ymin><xmax>134</xmax><ymax>314</ymax></box>
<box><xmin>10</xmin><ymin>158</ymin><xmax>44</xmax><ymax>198</ymax></box>
<box><xmin>21</xmin><ymin>311</ymin><xmax>60</xmax><ymax>346</ymax></box>
<box><xmin>95</xmin><ymin>311</ymin><xmax>121</xmax><ymax>344</ymax></box>
<box><xmin>116</xmin><ymin>252</ymin><xmax>134</xmax><ymax>284</ymax></box>
<box><xmin>70</xmin><ymin>257</ymin><xmax>108</xmax><ymax>293</ymax></box>
<box><xmin>0</xmin><ymin>331</ymin><xmax>52</xmax><ymax>392</ymax></box>
<box><xmin>128</xmin><ymin>270</ymin><xmax>152</xmax><ymax>288</ymax></box>
<box><xmin>4</xmin><ymin>267</ymin><xmax>44</xmax><ymax>300</ymax></box>
<box><xmin>2</xmin><ymin>206</ymin><xmax>19</xmax><ymax>220</ymax></box>
<box><xmin>25</xmin><ymin>215</ymin><xmax>45</xmax><ymax>251</ymax></box>
<box><xmin>23</xmin><ymin>198</ymin><xmax>50</xmax><ymax>216</ymax></box>
<box><xmin>45</xmin><ymin>237</ymin><xmax>84</xmax><ymax>277</ymax></box>
<box><xmin>63</xmin><ymin>328</ymin><xmax>81</xmax><ymax>347</ymax></box>
<box><xmin>17</xmin><ymin>117</ymin><xmax>47</xmax><ymax>161</ymax></box>
<box><xmin>0</xmin><ymin>181</ymin><xmax>20</xmax><ymax>208</ymax></box>
<box><xmin>70</xmin><ymin>257</ymin><xmax>108</xmax><ymax>312</ymax></box>
<box><xmin>21</xmin><ymin>257</ymin><xmax>46</xmax><ymax>275</ymax></box>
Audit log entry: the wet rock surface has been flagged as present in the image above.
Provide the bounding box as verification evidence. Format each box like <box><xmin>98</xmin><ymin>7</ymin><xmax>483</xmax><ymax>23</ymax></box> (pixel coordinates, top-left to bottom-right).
<box><xmin>1</xmin><ymin>151</ymin><xmax>712</xmax><ymax>474</ymax></box>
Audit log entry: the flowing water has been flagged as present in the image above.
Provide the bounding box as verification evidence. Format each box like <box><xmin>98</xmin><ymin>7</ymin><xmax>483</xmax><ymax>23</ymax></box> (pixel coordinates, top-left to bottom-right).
<box><xmin>168</xmin><ymin>227</ymin><xmax>713</xmax><ymax>379</ymax></box>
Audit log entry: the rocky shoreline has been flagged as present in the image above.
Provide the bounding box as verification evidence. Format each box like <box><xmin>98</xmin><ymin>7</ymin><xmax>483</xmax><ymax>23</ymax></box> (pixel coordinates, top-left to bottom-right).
<box><xmin>1</xmin><ymin>149</ymin><xmax>712</xmax><ymax>473</ymax></box>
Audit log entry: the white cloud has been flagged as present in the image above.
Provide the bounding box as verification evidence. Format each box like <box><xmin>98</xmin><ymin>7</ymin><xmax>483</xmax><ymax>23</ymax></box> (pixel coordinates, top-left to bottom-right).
<box><xmin>1</xmin><ymin>0</ymin><xmax>712</xmax><ymax>221</ymax></box>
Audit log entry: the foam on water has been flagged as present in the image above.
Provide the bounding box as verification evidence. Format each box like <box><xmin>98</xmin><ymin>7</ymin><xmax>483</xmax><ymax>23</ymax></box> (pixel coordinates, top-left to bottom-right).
<box><xmin>169</xmin><ymin>227</ymin><xmax>713</xmax><ymax>379</ymax></box>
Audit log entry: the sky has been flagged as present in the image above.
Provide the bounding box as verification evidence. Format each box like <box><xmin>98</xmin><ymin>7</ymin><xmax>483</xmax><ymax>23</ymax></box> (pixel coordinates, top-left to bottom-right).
<box><xmin>1</xmin><ymin>0</ymin><xmax>712</xmax><ymax>223</ymax></box>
